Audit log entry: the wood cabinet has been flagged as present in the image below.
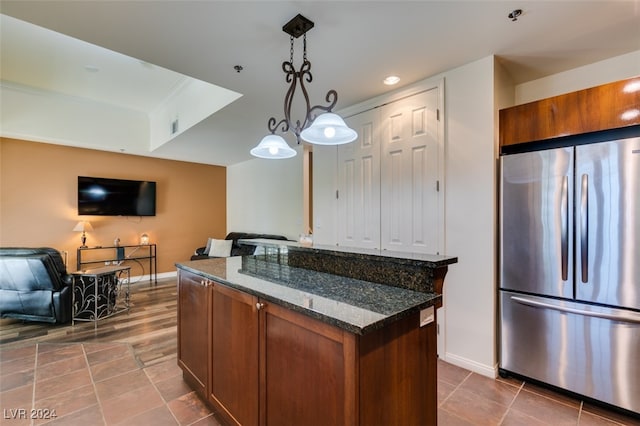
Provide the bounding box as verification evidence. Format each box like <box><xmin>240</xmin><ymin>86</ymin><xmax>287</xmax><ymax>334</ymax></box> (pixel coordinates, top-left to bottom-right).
<box><xmin>209</xmin><ymin>283</ymin><xmax>259</xmax><ymax>426</ymax></box>
<box><xmin>177</xmin><ymin>268</ymin><xmax>438</xmax><ymax>426</ymax></box>
<box><xmin>261</xmin><ymin>301</ymin><xmax>357</xmax><ymax>426</ymax></box>
<box><xmin>176</xmin><ymin>269</ymin><xmax>211</xmax><ymax>396</ymax></box>
<box><xmin>499</xmin><ymin>76</ymin><xmax>640</xmax><ymax>147</ymax></box>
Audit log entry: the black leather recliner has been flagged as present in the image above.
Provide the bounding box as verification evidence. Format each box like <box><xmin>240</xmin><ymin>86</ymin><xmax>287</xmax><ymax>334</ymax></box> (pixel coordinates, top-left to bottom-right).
<box><xmin>0</xmin><ymin>247</ymin><xmax>73</xmax><ymax>324</ymax></box>
<box><xmin>190</xmin><ymin>232</ymin><xmax>290</xmax><ymax>260</ymax></box>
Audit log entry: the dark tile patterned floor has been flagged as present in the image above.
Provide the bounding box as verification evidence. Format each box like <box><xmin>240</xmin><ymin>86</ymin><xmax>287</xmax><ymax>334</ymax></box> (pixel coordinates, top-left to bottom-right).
<box><xmin>2</xmin><ymin>341</ymin><xmax>638</xmax><ymax>425</ymax></box>
<box><xmin>0</xmin><ymin>342</ymin><xmax>222</xmax><ymax>426</ymax></box>
<box><xmin>437</xmin><ymin>361</ymin><xmax>640</xmax><ymax>425</ymax></box>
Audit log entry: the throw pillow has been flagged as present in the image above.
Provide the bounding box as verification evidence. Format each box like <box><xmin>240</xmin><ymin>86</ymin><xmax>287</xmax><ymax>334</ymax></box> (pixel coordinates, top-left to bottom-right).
<box><xmin>204</xmin><ymin>237</ymin><xmax>214</xmax><ymax>255</ymax></box>
<box><xmin>209</xmin><ymin>239</ymin><xmax>233</xmax><ymax>257</ymax></box>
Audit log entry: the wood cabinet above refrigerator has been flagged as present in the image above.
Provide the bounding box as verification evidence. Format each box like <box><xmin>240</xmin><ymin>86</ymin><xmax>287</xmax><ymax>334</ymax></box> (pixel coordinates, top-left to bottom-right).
<box><xmin>499</xmin><ymin>76</ymin><xmax>640</xmax><ymax>148</ymax></box>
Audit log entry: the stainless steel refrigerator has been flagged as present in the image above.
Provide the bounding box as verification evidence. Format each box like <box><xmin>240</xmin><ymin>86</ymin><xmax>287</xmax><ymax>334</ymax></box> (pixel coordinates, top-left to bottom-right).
<box><xmin>499</xmin><ymin>136</ymin><xmax>640</xmax><ymax>414</ymax></box>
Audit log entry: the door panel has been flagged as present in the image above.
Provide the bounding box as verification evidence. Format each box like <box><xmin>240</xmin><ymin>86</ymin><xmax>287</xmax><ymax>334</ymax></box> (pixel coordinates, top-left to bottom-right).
<box><xmin>575</xmin><ymin>137</ymin><xmax>640</xmax><ymax>309</ymax></box>
<box><xmin>380</xmin><ymin>88</ymin><xmax>440</xmax><ymax>253</ymax></box>
<box><xmin>500</xmin><ymin>147</ymin><xmax>574</xmax><ymax>299</ymax></box>
<box><xmin>338</xmin><ymin>109</ymin><xmax>381</xmax><ymax>249</ymax></box>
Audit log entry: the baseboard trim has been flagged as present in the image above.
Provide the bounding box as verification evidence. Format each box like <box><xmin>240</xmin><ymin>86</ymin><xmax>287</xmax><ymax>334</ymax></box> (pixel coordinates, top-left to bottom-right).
<box><xmin>441</xmin><ymin>352</ymin><xmax>498</xmax><ymax>379</ymax></box>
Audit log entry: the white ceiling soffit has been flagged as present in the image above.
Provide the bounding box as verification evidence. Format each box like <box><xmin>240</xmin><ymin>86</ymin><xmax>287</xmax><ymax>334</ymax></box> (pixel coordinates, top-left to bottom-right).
<box><xmin>0</xmin><ymin>14</ymin><xmax>241</xmax><ymax>153</ymax></box>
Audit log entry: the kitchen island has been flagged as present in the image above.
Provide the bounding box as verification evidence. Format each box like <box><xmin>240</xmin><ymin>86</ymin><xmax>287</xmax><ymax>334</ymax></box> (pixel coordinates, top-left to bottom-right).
<box><xmin>176</xmin><ymin>243</ymin><xmax>457</xmax><ymax>426</ymax></box>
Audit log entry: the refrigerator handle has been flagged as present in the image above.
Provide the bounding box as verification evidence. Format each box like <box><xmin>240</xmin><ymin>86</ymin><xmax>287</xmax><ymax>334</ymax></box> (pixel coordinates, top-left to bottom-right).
<box><xmin>511</xmin><ymin>296</ymin><xmax>640</xmax><ymax>324</ymax></box>
<box><xmin>561</xmin><ymin>176</ymin><xmax>569</xmax><ymax>281</ymax></box>
<box><xmin>580</xmin><ymin>174</ymin><xmax>589</xmax><ymax>283</ymax></box>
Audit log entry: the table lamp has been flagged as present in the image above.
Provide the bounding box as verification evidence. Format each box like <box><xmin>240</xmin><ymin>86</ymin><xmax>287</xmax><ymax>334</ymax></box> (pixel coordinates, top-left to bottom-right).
<box><xmin>73</xmin><ymin>221</ymin><xmax>94</xmax><ymax>247</ymax></box>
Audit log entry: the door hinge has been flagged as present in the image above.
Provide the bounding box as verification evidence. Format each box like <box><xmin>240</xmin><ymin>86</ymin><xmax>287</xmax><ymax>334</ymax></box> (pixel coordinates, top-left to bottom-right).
<box><xmin>436</xmin><ymin>109</ymin><xmax>440</xmax><ymax>121</ymax></box>
<box><xmin>436</xmin><ymin>180</ymin><xmax>440</xmax><ymax>192</ymax></box>
<box><xmin>336</xmin><ymin>189</ymin><xmax>339</xmax><ymax>199</ymax></box>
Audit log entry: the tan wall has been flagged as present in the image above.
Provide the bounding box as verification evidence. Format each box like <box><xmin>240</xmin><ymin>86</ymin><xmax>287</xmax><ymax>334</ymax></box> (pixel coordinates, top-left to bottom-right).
<box><xmin>0</xmin><ymin>138</ymin><xmax>226</xmax><ymax>276</ymax></box>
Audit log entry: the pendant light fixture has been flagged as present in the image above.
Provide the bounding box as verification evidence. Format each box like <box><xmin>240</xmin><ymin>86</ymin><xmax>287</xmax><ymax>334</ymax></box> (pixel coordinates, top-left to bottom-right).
<box><xmin>251</xmin><ymin>14</ymin><xmax>357</xmax><ymax>159</ymax></box>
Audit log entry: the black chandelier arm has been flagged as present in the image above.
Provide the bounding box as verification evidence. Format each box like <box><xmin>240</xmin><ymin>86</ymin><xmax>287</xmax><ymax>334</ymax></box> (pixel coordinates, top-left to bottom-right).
<box><xmin>282</xmin><ymin>61</ymin><xmax>296</xmax><ymax>83</ymax></box>
<box><xmin>266</xmin><ymin>61</ymin><xmax>297</xmax><ymax>135</ymax></box>
<box><xmin>267</xmin><ymin>116</ymin><xmax>289</xmax><ymax>134</ymax></box>
<box><xmin>299</xmin><ymin>60</ymin><xmax>313</xmax><ymax>83</ymax></box>
<box><xmin>294</xmin><ymin>60</ymin><xmax>314</xmax><ymax>131</ymax></box>
<box><xmin>307</xmin><ymin>89</ymin><xmax>338</xmax><ymax>120</ymax></box>
<box><xmin>283</xmin><ymin>75</ymin><xmax>297</xmax><ymax>128</ymax></box>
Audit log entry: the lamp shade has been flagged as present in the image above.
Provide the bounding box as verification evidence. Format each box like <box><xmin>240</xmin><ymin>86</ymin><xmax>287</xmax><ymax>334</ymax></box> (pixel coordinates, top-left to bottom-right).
<box><xmin>250</xmin><ymin>134</ymin><xmax>297</xmax><ymax>159</ymax></box>
<box><xmin>300</xmin><ymin>113</ymin><xmax>357</xmax><ymax>145</ymax></box>
<box><xmin>72</xmin><ymin>221</ymin><xmax>93</xmax><ymax>232</ymax></box>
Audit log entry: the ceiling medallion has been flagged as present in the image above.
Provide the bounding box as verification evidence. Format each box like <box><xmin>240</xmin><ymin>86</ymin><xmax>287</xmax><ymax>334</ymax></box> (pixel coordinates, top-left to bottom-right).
<box><xmin>251</xmin><ymin>14</ymin><xmax>357</xmax><ymax>159</ymax></box>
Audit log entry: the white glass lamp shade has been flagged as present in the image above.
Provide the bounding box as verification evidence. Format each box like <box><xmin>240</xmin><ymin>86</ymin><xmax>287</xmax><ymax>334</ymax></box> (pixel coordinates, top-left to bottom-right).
<box><xmin>72</xmin><ymin>221</ymin><xmax>93</xmax><ymax>232</ymax></box>
<box><xmin>300</xmin><ymin>113</ymin><xmax>357</xmax><ymax>145</ymax></box>
<box><xmin>250</xmin><ymin>134</ymin><xmax>297</xmax><ymax>159</ymax></box>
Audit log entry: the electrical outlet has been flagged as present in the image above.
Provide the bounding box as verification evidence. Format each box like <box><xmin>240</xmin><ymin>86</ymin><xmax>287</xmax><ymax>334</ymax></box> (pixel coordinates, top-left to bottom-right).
<box><xmin>105</xmin><ymin>261</ymin><xmax>110</xmax><ymax>266</ymax></box>
<box><xmin>420</xmin><ymin>306</ymin><xmax>435</xmax><ymax>327</ymax></box>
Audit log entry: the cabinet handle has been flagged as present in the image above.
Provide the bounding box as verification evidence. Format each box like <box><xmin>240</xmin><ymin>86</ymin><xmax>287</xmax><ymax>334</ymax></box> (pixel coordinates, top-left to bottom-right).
<box><xmin>256</xmin><ymin>302</ymin><xmax>265</xmax><ymax>310</ymax></box>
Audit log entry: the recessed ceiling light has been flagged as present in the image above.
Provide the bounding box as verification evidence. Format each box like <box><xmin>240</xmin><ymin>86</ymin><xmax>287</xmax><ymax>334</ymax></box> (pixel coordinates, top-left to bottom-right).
<box><xmin>383</xmin><ymin>75</ymin><xmax>400</xmax><ymax>85</ymax></box>
<box><xmin>84</xmin><ymin>65</ymin><xmax>100</xmax><ymax>73</ymax></box>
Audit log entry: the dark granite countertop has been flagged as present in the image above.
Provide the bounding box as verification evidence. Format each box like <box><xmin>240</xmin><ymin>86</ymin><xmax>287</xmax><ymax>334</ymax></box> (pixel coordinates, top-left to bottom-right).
<box><xmin>176</xmin><ymin>256</ymin><xmax>440</xmax><ymax>335</ymax></box>
<box><xmin>239</xmin><ymin>238</ymin><xmax>458</xmax><ymax>268</ymax></box>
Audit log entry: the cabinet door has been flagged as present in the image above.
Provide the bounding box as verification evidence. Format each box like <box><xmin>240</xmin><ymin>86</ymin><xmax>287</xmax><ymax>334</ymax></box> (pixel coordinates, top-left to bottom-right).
<box><xmin>380</xmin><ymin>87</ymin><xmax>442</xmax><ymax>254</ymax></box>
<box><xmin>210</xmin><ymin>283</ymin><xmax>259</xmax><ymax>426</ymax></box>
<box><xmin>177</xmin><ymin>270</ymin><xmax>210</xmax><ymax>396</ymax></box>
<box><xmin>338</xmin><ymin>108</ymin><xmax>381</xmax><ymax>249</ymax></box>
<box><xmin>261</xmin><ymin>302</ymin><xmax>357</xmax><ymax>426</ymax></box>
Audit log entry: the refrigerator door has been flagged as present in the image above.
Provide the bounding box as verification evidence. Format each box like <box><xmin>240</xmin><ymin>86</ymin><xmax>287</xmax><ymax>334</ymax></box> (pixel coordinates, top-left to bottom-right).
<box><xmin>500</xmin><ymin>148</ymin><xmax>574</xmax><ymax>299</ymax></box>
<box><xmin>500</xmin><ymin>291</ymin><xmax>640</xmax><ymax>414</ymax></box>
<box><xmin>575</xmin><ymin>137</ymin><xmax>640</xmax><ymax>310</ymax></box>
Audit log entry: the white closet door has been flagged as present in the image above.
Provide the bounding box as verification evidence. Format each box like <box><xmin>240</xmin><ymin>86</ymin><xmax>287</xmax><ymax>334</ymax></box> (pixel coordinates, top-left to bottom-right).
<box><xmin>380</xmin><ymin>88</ymin><xmax>440</xmax><ymax>254</ymax></box>
<box><xmin>337</xmin><ymin>109</ymin><xmax>381</xmax><ymax>249</ymax></box>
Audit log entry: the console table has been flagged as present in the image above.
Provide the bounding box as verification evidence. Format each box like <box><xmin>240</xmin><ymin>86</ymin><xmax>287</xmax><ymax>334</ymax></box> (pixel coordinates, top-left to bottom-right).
<box><xmin>71</xmin><ymin>265</ymin><xmax>131</xmax><ymax>325</ymax></box>
<box><xmin>77</xmin><ymin>244</ymin><xmax>157</xmax><ymax>284</ymax></box>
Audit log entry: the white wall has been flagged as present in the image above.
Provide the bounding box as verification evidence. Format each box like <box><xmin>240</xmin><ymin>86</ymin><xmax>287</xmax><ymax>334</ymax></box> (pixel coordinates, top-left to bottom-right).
<box><xmin>226</xmin><ymin>144</ymin><xmax>304</xmax><ymax>240</ymax></box>
<box><xmin>438</xmin><ymin>56</ymin><xmax>497</xmax><ymax>375</ymax></box>
<box><xmin>516</xmin><ymin>50</ymin><xmax>640</xmax><ymax>104</ymax></box>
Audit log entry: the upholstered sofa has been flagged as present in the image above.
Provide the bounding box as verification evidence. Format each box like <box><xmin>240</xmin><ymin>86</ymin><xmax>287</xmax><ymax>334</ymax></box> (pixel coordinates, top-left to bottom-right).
<box><xmin>190</xmin><ymin>232</ymin><xmax>290</xmax><ymax>260</ymax></box>
<box><xmin>0</xmin><ymin>247</ymin><xmax>73</xmax><ymax>324</ymax></box>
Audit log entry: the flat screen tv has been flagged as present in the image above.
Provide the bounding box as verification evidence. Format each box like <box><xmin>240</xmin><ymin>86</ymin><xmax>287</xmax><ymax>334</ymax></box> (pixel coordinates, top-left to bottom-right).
<box><xmin>78</xmin><ymin>176</ymin><xmax>156</xmax><ymax>216</ymax></box>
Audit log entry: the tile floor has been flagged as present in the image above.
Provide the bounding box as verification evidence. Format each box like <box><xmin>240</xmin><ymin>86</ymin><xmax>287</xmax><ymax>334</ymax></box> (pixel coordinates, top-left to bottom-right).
<box><xmin>0</xmin><ymin>342</ymin><xmax>223</xmax><ymax>426</ymax></box>
<box><xmin>437</xmin><ymin>361</ymin><xmax>640</xmax><ymax>426</ymax></box>
<box><xmin>1</xmin><ymin>341</ymin><xmax>639</xmax><ymax>425</ymax></box>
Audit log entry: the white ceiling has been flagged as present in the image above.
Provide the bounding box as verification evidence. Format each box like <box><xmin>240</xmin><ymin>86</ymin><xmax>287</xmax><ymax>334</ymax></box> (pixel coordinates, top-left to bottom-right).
<box><xmin>1</xmin><ymin>14</ymin><xmax>193</xmax><ymax>112</ymax></box>
<box><xmin>1</xmin><ymin>1</ymin><xmax>639</xmax><ymax>166</ymax></box>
